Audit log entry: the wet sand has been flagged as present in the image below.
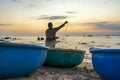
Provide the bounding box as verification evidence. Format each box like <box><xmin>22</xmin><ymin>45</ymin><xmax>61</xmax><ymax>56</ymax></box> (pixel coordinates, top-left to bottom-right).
<box><xmin>6</xmin><ymin>59</ymin><xmax>102</xmax><ymax>80</ymax></box>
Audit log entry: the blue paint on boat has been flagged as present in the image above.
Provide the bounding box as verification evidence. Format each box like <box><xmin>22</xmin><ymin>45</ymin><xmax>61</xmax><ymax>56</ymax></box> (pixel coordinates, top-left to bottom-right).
<box><xmin>90</xmin><ymin>48</ymin><xmax>120</xmax><ymax>80</ymax></box>
<box><xmin>0</xmin><ymin>42</ymin><xmax>47</xmax><ymax>78</ymax></box>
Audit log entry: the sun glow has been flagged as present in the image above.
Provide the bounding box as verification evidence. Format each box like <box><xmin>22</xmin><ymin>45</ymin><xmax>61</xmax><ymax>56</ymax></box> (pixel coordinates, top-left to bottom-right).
<box><xmin>0</xmin><ymin>0</ymin><xmax>120</xmax><ymax>36</ymax></box>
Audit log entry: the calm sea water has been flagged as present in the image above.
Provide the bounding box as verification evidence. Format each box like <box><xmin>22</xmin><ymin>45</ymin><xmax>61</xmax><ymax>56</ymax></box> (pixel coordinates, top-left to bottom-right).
<box><xmin>1</xmin><ymin>36</ymin><xmax>120</xmax><ymax>49</ymax></box>
<box><xmin>1</xmin><ymin>35</ymin><xmax>120</xmax><ymax>62</ymax></box>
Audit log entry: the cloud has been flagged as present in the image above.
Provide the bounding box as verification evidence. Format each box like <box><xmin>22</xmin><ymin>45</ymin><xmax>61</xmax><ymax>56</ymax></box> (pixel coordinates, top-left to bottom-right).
<box><xmin>0</xmin><ymin>24</ymin><xmax>11</xmax><ymax>26</ymax></box>
<box><xmin>66</xmin><ymin>11</ymin><xmax>76</xmax><ymax>14</ymax></box>
<box><xmin>28</xmin><ymin>4</ymin><xmax>37</xmax><ymax>8</ymax></box>
<box><xmin>33</xmin><ymin>15</ymin><xmax>69</xmax><ymax>20</ymax></box>
<box><xmin>85</xmin><ymin>21</ymin><xmax>120</xmax><ymax>30</ymax></box>
<box><xmin>11</xmin><ymin>0</ymin><xmax>21</xmax><ymax>3</ymax></box>
<box><xmin>11</xmin><ymin>0</ymin><xmax>40</xmax><ymax>8</ymax></box>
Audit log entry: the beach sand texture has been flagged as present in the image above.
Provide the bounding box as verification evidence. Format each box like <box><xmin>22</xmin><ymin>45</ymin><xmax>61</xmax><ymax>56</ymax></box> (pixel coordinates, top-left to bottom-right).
<box><xmin>6</xmin><ymin>58</ymin><xmax>102</xmax><ymax>80</ymax></box>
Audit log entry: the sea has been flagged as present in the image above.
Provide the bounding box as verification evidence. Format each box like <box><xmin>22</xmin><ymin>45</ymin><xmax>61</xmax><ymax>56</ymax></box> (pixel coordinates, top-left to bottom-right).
<box><xmin>0</xmin><ymin>35</ymin><xmax>120</xmax><ymax>63</ymax></box>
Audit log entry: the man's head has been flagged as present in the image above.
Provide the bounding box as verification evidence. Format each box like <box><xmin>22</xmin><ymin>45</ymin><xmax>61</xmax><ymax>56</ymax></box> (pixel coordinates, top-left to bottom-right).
<box><xmin>48</xmin><ymin>22</ymin><xmax>53</xmax><ymax>29</ymax></box>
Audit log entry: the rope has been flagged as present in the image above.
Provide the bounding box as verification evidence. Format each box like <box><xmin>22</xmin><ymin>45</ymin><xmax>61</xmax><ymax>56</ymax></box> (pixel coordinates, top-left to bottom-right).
<box><xmin>61</xmin><ymin>23</ymin><xmax>69</xmax><ymax>45</ymax></box>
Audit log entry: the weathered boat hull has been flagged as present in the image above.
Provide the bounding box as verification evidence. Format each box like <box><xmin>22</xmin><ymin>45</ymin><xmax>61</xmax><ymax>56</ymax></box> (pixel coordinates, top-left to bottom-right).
<box><xmin>44</xmin><ymin>48</ymin><xmax>85</xmax><ymax>67</ymax></box>
<box><xmin>90</xmin><ymin>48</ymin><xmax>120</xmax><ymax>80</ymax></box>
<box><xmin>0</xmin><ymin>42</ymin><xmax>47</xmax><ymax>78</ymax></box>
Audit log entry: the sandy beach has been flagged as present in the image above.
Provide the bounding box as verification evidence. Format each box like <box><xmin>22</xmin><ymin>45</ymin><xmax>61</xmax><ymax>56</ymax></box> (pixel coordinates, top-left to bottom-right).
<box><xmin>6</xmin><ymin>58</ymin><xmax>102</xmax><ymax>80</ymax></box>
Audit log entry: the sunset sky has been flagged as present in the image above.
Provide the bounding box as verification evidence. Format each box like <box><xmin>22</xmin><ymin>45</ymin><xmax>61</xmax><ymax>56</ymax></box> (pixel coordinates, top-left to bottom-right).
<box><xmin>0</xmin><ymin>0</ymin><xmax>120</xmax><ymax>36</ymax></box>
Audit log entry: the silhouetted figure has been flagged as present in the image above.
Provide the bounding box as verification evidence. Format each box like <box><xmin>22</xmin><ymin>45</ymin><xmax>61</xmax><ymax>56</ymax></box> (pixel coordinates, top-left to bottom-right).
<box><xmin>37</xmin><ymin>36</ymin><xmax>40</xmax><ymax>41</ymax></box>
<box><xmin>41</xmin><ymin>37</ymin><xmax>44</xmax><ymax>40</ymax></box>
<box><xmin>37</xmin><ymin>36</ymin><xmax>44</xmax><ymax>41</ymax></box>
<box><xmin>45</xmin><ymin>21</ymin><xmax>68</xmax><ymax>48</ymax></box>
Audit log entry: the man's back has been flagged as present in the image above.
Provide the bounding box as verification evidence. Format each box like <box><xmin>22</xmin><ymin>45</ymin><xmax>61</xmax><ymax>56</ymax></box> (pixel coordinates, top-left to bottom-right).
<box><xmin>45</xmin><ymin>21</ymin><xmax>68</xmax><ymax>48</ymax></box>
<box><xmin>45</xmin><ymin>28</ymin><xmax>57</xmax><ymax>40</ymax></box>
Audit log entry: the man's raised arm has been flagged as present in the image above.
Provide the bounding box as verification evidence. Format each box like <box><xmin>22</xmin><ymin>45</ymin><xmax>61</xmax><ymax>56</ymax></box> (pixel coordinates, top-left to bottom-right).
<box><xmin>55</xmin><ymin>21</ymin><xmax>68</xmax><ymax>31</ymax></box>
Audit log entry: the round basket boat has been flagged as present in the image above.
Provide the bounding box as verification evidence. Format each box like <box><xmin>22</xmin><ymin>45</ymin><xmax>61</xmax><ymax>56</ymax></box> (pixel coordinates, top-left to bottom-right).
<box><xmin>90</xmin><ymin>48</ymin><xmax>120</xmax><ymax>80</ymax></box>
<box><xmin>0</xmin><ymin>42</ymin><xmax>47</xmax><ymax>78</ymax></box>
<box><xmin>44</xmin><ymin>48</ymin><xmax>85</xmax><ymax>67</ymax></box>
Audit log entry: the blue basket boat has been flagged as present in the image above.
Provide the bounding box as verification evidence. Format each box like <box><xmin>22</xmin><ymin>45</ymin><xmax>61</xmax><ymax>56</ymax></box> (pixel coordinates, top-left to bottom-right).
<box><xmin>90</xmin><ymin>48</ymin><xmax>120</xmax><ymax>80</ymax></box>
<box><xmin>0</xmin><ymin>42</ymin><xmax>47</xmax><ymax>78</ymax></box>
<box><xmin>44</xmin><ymin>48</ymin><xmax>85</xmax><ymax>67</ymax></box>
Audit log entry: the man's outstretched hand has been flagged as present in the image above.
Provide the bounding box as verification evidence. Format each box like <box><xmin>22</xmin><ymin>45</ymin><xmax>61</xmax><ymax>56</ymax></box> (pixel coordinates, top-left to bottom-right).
<box><xmin>65</xmin><ymin>21</ymin><xmax>68</xmax><ymax>24</ymax></box>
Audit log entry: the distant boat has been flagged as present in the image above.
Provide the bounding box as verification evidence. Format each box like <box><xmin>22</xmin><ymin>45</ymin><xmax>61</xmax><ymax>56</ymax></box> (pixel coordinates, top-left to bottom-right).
<box><xmin>44</xmin><ymin>48</ymin><xmax>85</xmax><ymax>67</ymax></box>
<box><xmin>0</xmin><ymin>42</ymin><xmax>47</xmax><ymax>78</ymax></box>
<box><xmin>87</xmin><ymin>35</ymin><xmax>92</xmax><ymax>37</ymax></box>
<box><xmin>66</xmin><ymin>35</ymin><xmax>69</xmax><ymax>37</ymax></box>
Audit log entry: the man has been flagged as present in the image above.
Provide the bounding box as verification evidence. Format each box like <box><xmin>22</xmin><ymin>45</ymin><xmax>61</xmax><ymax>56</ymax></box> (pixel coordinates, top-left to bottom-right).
<box><xmin>45</xmin><ymin>21</ymin><xmax>68</xmax><ymax>48</ymax></box>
